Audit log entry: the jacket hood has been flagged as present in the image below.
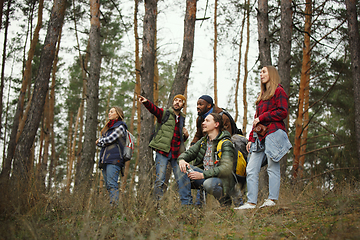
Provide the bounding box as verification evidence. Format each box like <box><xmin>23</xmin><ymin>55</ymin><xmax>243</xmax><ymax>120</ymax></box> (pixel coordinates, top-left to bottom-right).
<box><xmin>216</xmin><ymin>130</ymin><xmax>232</xmax><ymax>141</ymax></box>
<box><xmin>204</xmin><ymin>130</ymin><xmax>232</xmax><ymax>142</ymax></box>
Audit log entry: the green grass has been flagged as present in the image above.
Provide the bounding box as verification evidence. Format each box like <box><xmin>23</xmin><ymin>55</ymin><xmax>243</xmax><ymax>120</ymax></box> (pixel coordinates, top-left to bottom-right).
<box><xmin>1</xmin><ymin>181</ymin><xmax>360</xmax><ymax>239</ymax></box>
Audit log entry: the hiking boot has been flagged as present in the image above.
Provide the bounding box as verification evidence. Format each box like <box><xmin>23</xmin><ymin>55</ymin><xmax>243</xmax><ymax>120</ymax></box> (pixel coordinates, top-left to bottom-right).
<box><xmin>260</xmin><ymin>199</ymin><xmax>276</xmax><ymax>208</ymax></box>
<box><xmin>234</xmin><ymin>202</ymin><xmax>256</xmax><ymax>210</ymax></box>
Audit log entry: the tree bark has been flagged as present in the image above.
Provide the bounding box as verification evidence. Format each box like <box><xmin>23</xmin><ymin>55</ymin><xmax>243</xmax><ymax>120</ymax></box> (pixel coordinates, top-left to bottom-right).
<box><xmin>293</xmin><ymin>0</ymin><xmax>312</xmax><ymax>179</ymax></box>
<box><xmin>0</xmin><ymin>0</ymin><xmax>43</xmax><ymax>182</ymax></box>
<box><xmin>74</xmin><ymin>0</ymin><xmax>101</xmax><ymax>195</ymax></box>
<box><xmin>167</xmin><ymin>0</ymin><xmax>196</xmax><ymax>107</ymax></box>
<box><xmin>278</xmin><ymin>0</ymin><xmax>292</xmax><ymax>178</ymax></box>
<box><xmin>47</xmin><ymin>27</ymin><xmax>62</xmax><ymax>191</ymax></box>
<box><xmin>345</xmin><ymin>0</ymin><xmax>360</xmax><ymax>166</ymax></box>
<box><xmin>138</xmin><ymin>0</ymin><xmax>157</xmax><ymax>197</ymax></box>
<box><xmin>257</xmin><ymin>0</ymin><xmax>272</xmax><ymax>66</ymax></box>
<box><xmin>0</xmin><ymin>0</ymin><xmax>4</xmax><ymax>31</ymax></box>
<box><xmin>11</xmin><ymin>0</ymin><xmax>66</xmax><ymax>203</ymax></box>
<box><xmin>130</xmin><ymin>0</ymin><xmax>141</xmax><ymax>193</ymax></box>
<box><xmin>278</xmin><ymin>0</ymin><xmax>292</xmax><ymax>98</ymax></box>
<box><xmin>243</xmin><ymin>0</ymin><xmax>250</xmax><ymax>136</ymax></box>
<box><xmin>234</xmin><ymin>6</ymin><xmax>246</xmax><ymax>124</ymax></box>
<box><xmin>0</xmin><ymin>0</ymin><xmax>12</xmax><ymax>140</ymax></box>
<box><xmin>213</xmin><ymin>0</ymin><xmax>218</xmax><ymax>106</ymax></box>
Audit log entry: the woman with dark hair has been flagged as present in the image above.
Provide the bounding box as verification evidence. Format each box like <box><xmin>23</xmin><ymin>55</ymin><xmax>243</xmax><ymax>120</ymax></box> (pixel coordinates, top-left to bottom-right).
<box><xmin>96</xmin><ymin>106</ymin><xmax>127</xmax><ymax>204</ymax></box>
<box><xmin>235</xmin><ymin>66</ymin><xmax>292</xmax><ymax>210</ymax></box>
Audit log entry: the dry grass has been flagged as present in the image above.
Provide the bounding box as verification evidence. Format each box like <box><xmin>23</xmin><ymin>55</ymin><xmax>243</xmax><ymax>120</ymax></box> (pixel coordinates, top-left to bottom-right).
<box><xmin>1</xmin><ymin>179</ymin><xmax>360</xmax><ymax>239</ymax></box>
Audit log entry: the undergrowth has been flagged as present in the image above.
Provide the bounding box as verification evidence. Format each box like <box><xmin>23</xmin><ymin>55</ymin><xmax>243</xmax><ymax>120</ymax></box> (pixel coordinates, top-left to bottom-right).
<box><xmin>1</xmin><ymin>179</ymin><xmax>360</xmax><ymax>239</ymax></box>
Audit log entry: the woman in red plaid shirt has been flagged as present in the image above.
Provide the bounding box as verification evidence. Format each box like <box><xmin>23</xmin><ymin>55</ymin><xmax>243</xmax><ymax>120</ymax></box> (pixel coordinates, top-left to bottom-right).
<box><xmin>235</xmin><ymin>66</ymin><xmax>292</xmax><ymax>210</ymax></box>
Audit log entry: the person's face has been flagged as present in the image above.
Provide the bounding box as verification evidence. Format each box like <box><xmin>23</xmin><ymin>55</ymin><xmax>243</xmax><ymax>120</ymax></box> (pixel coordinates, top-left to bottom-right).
<box><xmin>197</xmin><ymin>99</ymin><xmax>212</xmax><ymax>116</ymax></box>
<box><xmin>108</xmin><ymin>108</ymin><xmax>119</xmax><ymax>120</ymax></box>
<box><xmin>172</xmin><ymin>98</ymin><xmax>184</xmax><ymax>111</ymax></box>
<box><xmin>260</xmin><ymin>67</ymin><xmax>270</xmax><ymax>84</ymax></box>
<box><xmin>202</xmin><ymin>115</ymin><xmax>218</xmax><ymax>133</ymax></box>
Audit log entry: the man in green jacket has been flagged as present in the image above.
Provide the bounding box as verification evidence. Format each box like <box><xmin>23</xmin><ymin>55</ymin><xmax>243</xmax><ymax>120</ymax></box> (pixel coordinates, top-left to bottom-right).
<box><xmin>139</xmin><ymin>94</ymin><xmax>192</xmax><ymax>205</ymax></box>
<box><xmin>178</xmin><ymin>113</ymin><xmax>236</xmax><ymax>206</ymax></box>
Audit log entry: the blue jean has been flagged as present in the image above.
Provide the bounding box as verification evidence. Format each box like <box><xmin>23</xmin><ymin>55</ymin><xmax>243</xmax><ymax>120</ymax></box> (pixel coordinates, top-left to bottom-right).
<box><xmin>102</xmin><ymin>164</ymin><xmax>121</xmax><ymax>204</ymax></box>
<box><xmin>246</xmin><ymin>130</ymin><xmax>291</xmax><ymax>204</ymax></box>
<box><xmin>154</xmin><ymin>151</ymin><xmax>192</xmax><ymax>205</ymax></box>
<box><xmin>190</xmin><ymin>166</ymin><xmax>227</xmax><ymax>203</ymax></box>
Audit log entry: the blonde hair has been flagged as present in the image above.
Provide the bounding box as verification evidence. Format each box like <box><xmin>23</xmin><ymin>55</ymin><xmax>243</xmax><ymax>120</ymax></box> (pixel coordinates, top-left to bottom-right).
<box><xmin>256</xmin><ymin>66</ymin><xmax>281</xmax><ymax>105</ymax></box>
<box><xmin>100</xmin><ymin>106</ymin><xmax>124</xmax><ymax>135</ymax></box>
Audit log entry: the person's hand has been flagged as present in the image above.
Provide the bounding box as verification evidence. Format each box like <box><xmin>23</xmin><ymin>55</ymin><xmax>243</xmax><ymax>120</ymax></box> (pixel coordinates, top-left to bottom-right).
<box><xmin>96</xmin><ymin>138</ymin><xmax>100</xmax><ymax>145</ymax></box>
<box><xmin>188</xmin><ymin>171</ymin><xmax>204</xmax><ymax>180</ymax></box>
<box><xmin>183</xmin><ymin>127</ymin><xmax>189</xmax><ymax>139</ymax></box>
<box><xmin>138</xmin><ymin>95</ymin><xmax>148</xmax><ymax>103</ymax></box>
<box><xmin>253</xmin><ymin>117</ymin><xmax>260</xmax><ymax>127</ymax></box>
<box><xmin>179</xmin><ymin>159</ymin><xmax>190</xmax><ymax>173</ymax></box>
<box><xmin>246</xmin><ymin>142</ymin><xmax>252</xmax><ymax>153</ymax></box>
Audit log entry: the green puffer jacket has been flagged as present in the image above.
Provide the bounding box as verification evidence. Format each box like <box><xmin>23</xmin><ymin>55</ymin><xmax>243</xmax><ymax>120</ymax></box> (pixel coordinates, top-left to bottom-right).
<box><xmin>149</xmin><ymin>108</ymin><xmax>186</xmax><ymax>153</ymax></box>
<box><xmin>177</xmin><ymin>130</ymin><xmax>235</xmax><ymax>195</ymax></box>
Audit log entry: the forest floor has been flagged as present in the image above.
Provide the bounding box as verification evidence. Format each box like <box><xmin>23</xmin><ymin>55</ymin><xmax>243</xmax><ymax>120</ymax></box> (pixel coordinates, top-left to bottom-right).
<box><xmin>1</xmin><ymin>181</ymin><xmax>360</xmax><ymax>239</ymax></box>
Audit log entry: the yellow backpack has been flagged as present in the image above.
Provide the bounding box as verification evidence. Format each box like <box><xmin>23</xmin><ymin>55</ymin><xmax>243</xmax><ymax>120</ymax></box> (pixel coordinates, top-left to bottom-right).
<box><xmin>216</xmin><ymin>136</ymin><xmax>248</xmax><ymax>178</ymax></box>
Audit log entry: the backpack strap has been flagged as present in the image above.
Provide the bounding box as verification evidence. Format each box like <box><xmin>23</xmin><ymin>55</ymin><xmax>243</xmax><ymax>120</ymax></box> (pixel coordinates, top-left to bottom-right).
<box><xmin>152</xmin><ymin>109</ymin><xmax>171</xmax><ymax>140</ymax></box>
<box><xmin>215</xmin><ymin>137</ymin><xmax>231</xmax><ymax>164</ymax></box>
<box><xmin>219</xmin><ymin>108</ymin><xmax>243</xmax><ymax>135</ymax></box>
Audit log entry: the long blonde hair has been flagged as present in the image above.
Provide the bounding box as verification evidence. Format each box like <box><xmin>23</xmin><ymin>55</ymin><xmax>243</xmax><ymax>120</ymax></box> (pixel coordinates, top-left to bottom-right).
<box><xmin>256</xmin><ymin>66</ymin><xmax>281</xmax><ymax>105</ymax></box>
<box><xmin>100</xmin><ymin>106</ymin><xmax>124</xmax><ymax>135</ymax></box>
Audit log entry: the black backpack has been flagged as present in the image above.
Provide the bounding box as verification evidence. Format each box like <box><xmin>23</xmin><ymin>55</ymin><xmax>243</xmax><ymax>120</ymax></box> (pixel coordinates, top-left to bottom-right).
<box><xmin>219</xmin><ymin>108</ymin><xmax>243</xmax><ymax>136</ymax></box>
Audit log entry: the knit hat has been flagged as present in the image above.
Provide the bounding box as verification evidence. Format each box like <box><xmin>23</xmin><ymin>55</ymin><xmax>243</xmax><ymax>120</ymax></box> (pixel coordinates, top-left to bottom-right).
<box><xmin>199</xmin><ymin>95</ymin><xmax>214</xmax><ymax>106</ymax></box>
<box><xmin>173</xmin><ymin>94</ymin><xmax>186</xmax><ymax>104</ymax></box>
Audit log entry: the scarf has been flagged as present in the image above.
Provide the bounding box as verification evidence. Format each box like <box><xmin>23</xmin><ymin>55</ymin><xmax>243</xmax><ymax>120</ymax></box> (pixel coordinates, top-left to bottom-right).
<box><xmin>107</xmin><ymin>119</ymin><xmax>119</xmax><ymax>128</ymax></box>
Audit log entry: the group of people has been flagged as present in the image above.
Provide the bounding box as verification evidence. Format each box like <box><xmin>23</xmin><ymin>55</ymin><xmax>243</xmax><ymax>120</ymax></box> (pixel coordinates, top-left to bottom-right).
<box><xmin>96</xmin><ymin>66</ymin><xmax>292</xmax><ymax>209</ymax></box>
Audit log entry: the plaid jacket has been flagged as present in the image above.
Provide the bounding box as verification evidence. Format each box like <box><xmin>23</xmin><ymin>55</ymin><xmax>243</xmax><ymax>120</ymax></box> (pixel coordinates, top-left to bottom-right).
<box><xmin>97</xmin><ymin>121</ymin><xmax>127</xmax><ymax>167</ymax></box>
<box><xmin>249</xmin><ymin>84</ymin><xmax>289</xmax><ymax>142</ymax></box>
<box><xmin>144</xmin><ymin>100</ymin><xmax>187</xmax><ymax>159</ymax></box>
<box><xmin>97</xmin><ymin>124</ymin><xmax>126</xmax><ymax>147</ymax></box>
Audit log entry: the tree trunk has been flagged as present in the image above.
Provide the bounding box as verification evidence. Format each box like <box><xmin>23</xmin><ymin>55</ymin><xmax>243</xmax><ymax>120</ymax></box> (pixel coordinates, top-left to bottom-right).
<box><xmin>213</xmin><ymin>0</ymin><xmax>218</xmax><ymax>105</ymax></box>
<box><xmin>243</xmin><ymin>0</ymin><xmax>250</xmax><ymax>136</ymax></box>
<box><xmin>67</xmin><ymin>107</ymin><xmax>81</xmax><ymax>193</ymax></box>
<box><xmin>278</xmin><ymin>0</ymin><xmax>292</xmax><ymax>178</ymax></box>
<box><xmin>234</xmin><ymin>6</ymin><xmax>246</xmax><ymax>123</ymax></box>
<box><xmin>0</xmin><ymin>0</ymin><xmax>43</xmax><ymax>182</ymax></box>
<box><xmin>345</xmin><ymin>0</ymin><xmax>360</xmax><ymax>166</ymax></box>
<box><xmin>293</xmin><ymin>0</ymin><xmax>312</xmax><ymax>179</ymax></box>
<box><xmin>0</xmin><ymin>0</ymin><xmax>4</xmax><ymax>31</ymax></box>
<box><xmin>166</xmin><ymin>0</ymin><xmax>196</xmax><ymax>107</ymax></box>
<box><xmin>47</xmin><ymin>27</ymin><xmax>62</xmax><ymax>191</ymax></box>
<box><xmin>278</xmin><ymin>0</ymin><xmax>292</xmax><ymax>98</ymax></box>
<box><xmin>74</xmin><ymin>0</ymin><xmax>101</xmax><ymax>197</ymax></box>
<box><xmin>73</xmin><ymin>0</ymin><xmax>89</xmax><ymax>179</ymax></box>
<box><xmin>130</xmin><ymin>0</ymin><xmax>141</xmax><ymax>193</ymax></box>
<box><xmin>138</xmin><ymin>0</ymin><xmax>157</xmax><ymax>198</ymax></box>
<box><xmin>0</xmin><ymin>0</ymin><xmax>12</xmax><ymax>140</ymax></box>
<box><xmin>2</xmin><ymin>73</ymin><xmax>12</xmax><ymax>168</ymax></box>
<box><xmin>257</xmin><ymin>0</ymin><xmax>271</xmax><ymax>66</ymax></box>
<box><xmin>11</xmin><ymin>0</ymin><xmax>66</xmax><ymax>206</ymax></box>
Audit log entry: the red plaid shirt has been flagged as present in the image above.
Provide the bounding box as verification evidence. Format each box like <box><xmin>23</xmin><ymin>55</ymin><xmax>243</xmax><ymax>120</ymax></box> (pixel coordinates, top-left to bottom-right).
<box><xmin>249</xmin><ymin>85</ymin><xmax>289</xmax><ymax>142</ymax></box>
<box><xmin>143</xmin><ymin>100</ymin><xmax>187</xmax><ymax>159</ymax></box>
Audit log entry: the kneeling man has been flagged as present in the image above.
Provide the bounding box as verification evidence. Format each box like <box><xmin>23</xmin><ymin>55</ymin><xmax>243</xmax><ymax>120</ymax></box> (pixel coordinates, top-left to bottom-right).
<box><xmin>178</xmin><ymin>113</ymin><xmax>235</xmax><ymax>206</ymax></box>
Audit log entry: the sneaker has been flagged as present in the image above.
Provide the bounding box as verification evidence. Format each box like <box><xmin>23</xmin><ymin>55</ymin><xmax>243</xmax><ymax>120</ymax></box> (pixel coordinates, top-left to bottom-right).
<box><xmin>260</xmin><ymin>199</ymin><xmax>276</xmax><ymax>208</ymax></box>
<box><xmin>234</xmin><ymin>202</ymin><xmax>256</xmax><ymax>210</ymax></box>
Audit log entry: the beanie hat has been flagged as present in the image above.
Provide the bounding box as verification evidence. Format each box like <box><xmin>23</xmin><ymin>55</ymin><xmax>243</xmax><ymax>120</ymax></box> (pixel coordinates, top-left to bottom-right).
<box><xmin>199</xmin><ymin>95</ymin><xmax>214</xmax><ymax>106</ymax></box>
<box><xmin>173</xmin><ymin>94</ymin><xmax>186</xmax><ymax>104</ymax></box>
